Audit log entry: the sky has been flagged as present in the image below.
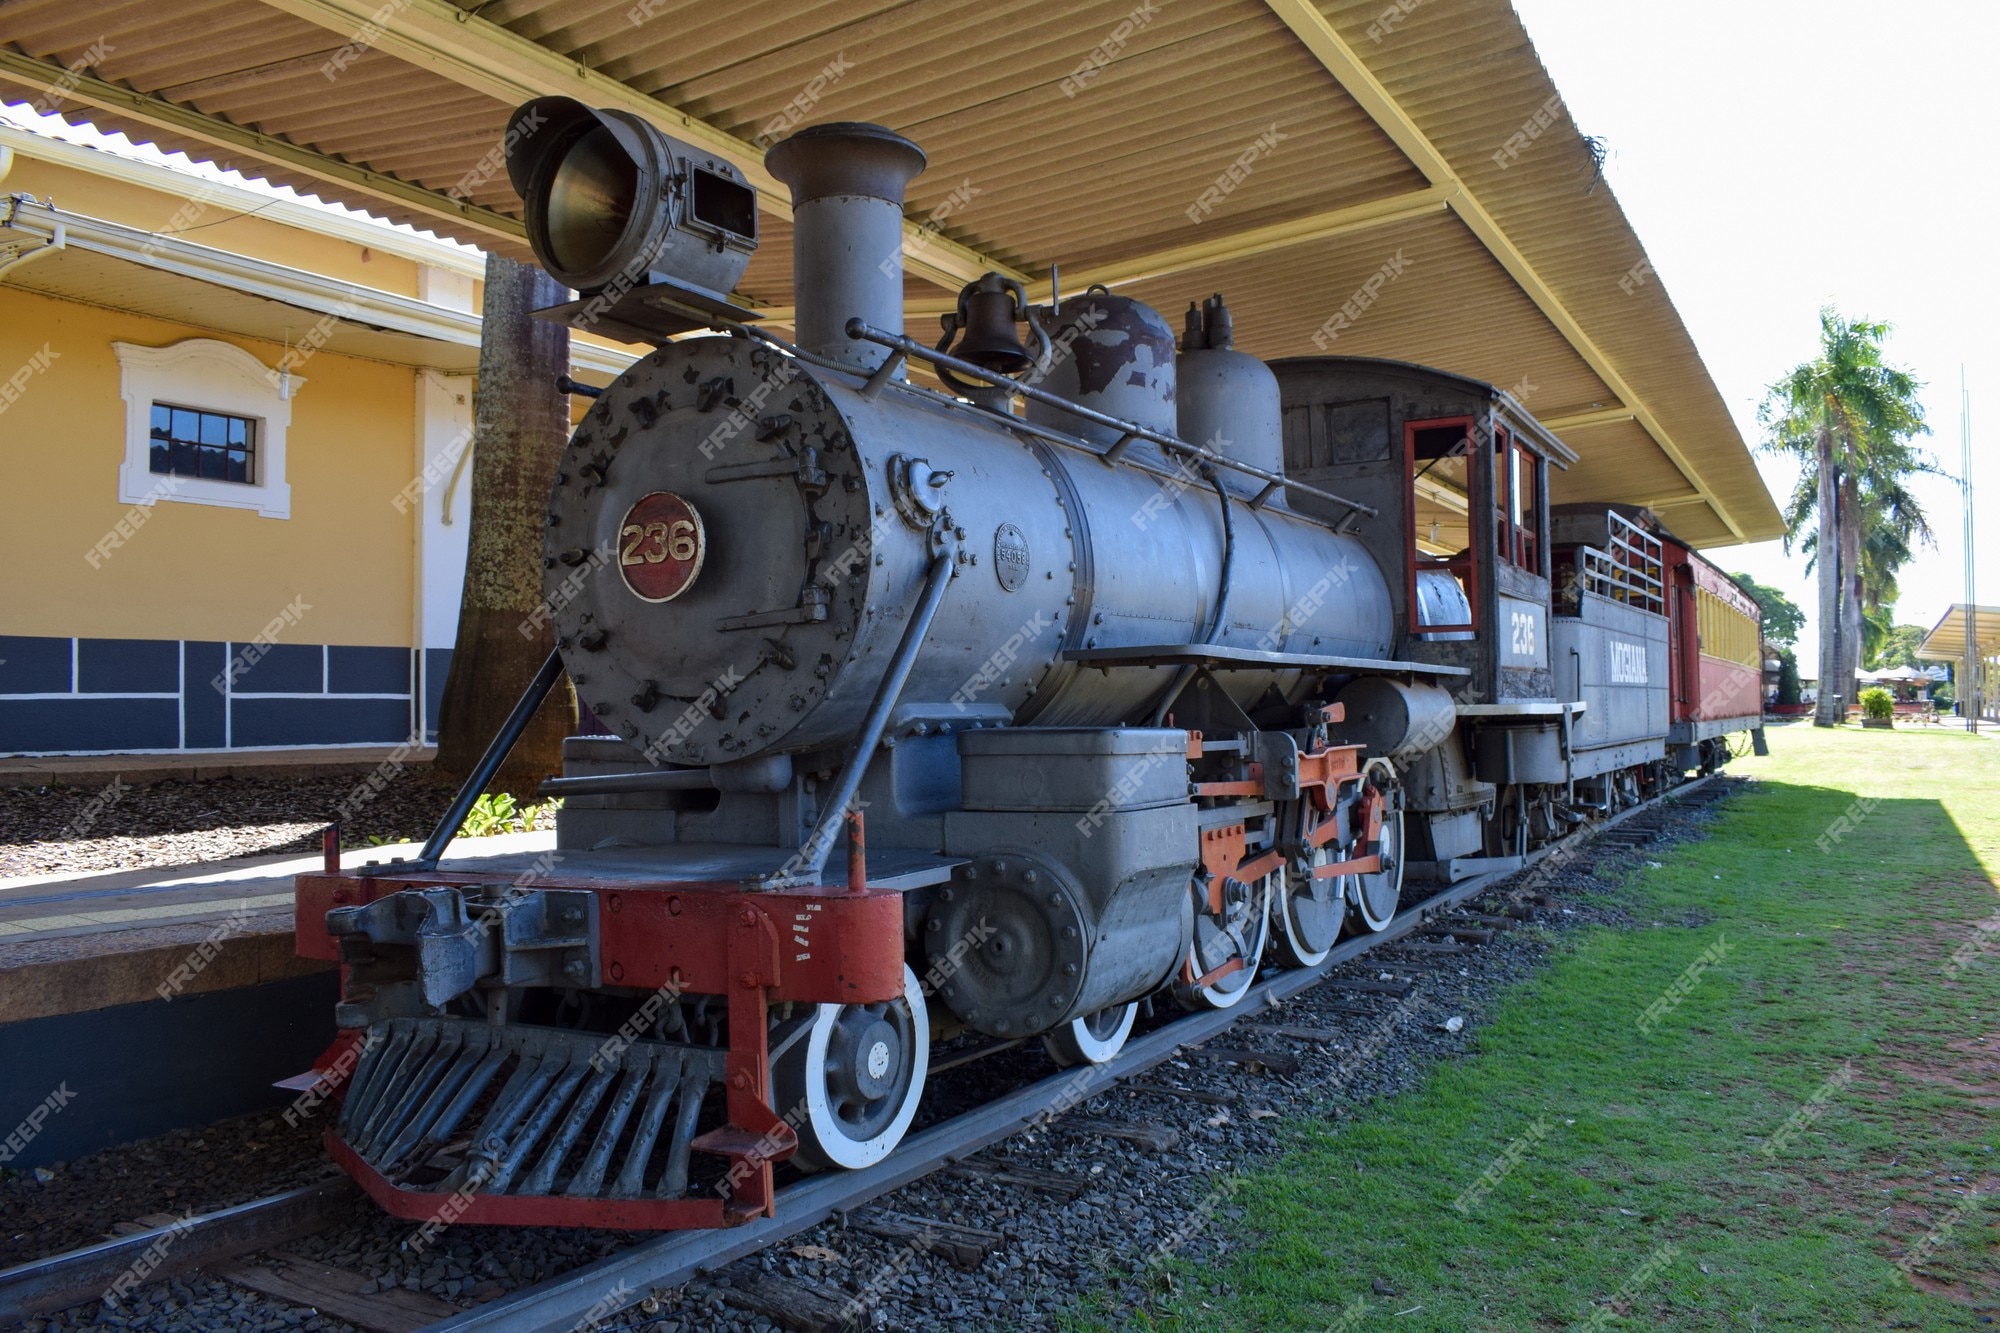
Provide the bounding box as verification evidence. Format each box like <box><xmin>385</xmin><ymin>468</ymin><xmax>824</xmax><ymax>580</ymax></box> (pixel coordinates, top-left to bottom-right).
<box><xmin>1510</xmin><ymin>0</ymin><xmax>1999</xmax><ymax>670</ymax></box>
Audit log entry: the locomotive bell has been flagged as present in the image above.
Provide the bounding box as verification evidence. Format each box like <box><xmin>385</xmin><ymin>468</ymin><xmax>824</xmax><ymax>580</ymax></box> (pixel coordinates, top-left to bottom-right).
<box><xmin>504</xmin><ymin>96</ymin><xmax>757</xmax><ymax>309</ymax></box>
<box><xmin>951</xmin><ymin>273</ymin><xmax>1034</xmax><ymax>373</ymax></box>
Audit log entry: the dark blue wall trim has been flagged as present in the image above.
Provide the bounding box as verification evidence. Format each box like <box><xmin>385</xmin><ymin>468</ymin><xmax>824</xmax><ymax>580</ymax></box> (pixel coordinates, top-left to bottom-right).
<box><xmin>227</xmin><ymin>641</ymin><xmax>322</xmax><ymax>694</ymax></box>
<box><xmin>231</xmin><ymin>696</ymin><xmax>410</xmax><ymax>748</ymax></box>
<box><xmin>182</xmin><ymin>641</ymin><xmax>227</xmax><ymax>749</ymax></box>
<box><xmin>329</xmin><ymin>645</ymin><xmax>410</xmax><ymax>696</ymax></box>
<box><xmin>0</xmin><ymin>635</ymin><xmax>72</xmax><ymax>694</ymax></box>
<box><xmin>0</xmin><ymin>971</ymin><xmax>337</xmax><ymax>1170</ymax></box>
<box><xmin>0</xmin><ymin>697</ymin><xmax>179</xmax><ymax>752</ymax></box>
<box><xmin>78</xmin><ymin>638</ymin><xmax>179</xmax><ymax>694</ymax></box>
<box><xmin>0</xmin><ymin>634</ymin><xmax>424</xmax><ymax>754</ymax></box>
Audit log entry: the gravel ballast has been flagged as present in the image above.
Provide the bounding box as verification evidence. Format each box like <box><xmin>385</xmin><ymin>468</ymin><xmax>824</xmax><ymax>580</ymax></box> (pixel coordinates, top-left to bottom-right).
<box><xmin>0</xmin><ymin>774</ymin><xmax>455</xmax><ymax>880</ymax></box>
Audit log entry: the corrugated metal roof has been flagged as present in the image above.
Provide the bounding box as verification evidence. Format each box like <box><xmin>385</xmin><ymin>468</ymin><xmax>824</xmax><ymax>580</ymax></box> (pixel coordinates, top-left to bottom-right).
<box><xmin>0</xmin><ymin>0</ymin><xmax>1781</xmax><ymax>545</ymax></box>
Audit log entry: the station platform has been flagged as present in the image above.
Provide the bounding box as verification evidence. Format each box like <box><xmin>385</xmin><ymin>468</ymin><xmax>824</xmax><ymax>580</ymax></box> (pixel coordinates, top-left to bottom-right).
<box><xmin>0</xmin><ymin>829</ymin><xmax>546</xmax><ymax>1169</ymax></box>
<box><xmin>0</xmin><ymin>744</ymin><xmax>436</xmax><ymax>789</ymax></box>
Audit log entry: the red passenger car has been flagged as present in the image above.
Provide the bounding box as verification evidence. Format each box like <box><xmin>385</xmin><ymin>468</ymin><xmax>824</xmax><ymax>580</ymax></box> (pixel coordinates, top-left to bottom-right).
<box><xmin>1661</xmin><ymin>531</ymin><xmax>1763</xmax><ymax>771</ymax></box>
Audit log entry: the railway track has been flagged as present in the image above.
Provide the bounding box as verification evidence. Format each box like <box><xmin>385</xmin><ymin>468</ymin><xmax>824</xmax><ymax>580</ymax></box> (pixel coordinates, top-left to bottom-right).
<box><xmin>0</xmin><ymin>776</ymin><xmax>1728</xmax><ymax>1333</ymax></box>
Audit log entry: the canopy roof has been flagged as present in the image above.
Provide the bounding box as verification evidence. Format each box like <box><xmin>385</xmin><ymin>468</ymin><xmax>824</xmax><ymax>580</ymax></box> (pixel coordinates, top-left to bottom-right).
<box><xmin>1917</xmin><ymin>604</ymin><xmax>2000</xmax><ymax>662</ymax></box>
<box><xmin>0</xmin><ymin>0</ymin><xmax>1784</xmax><ymax>546</ymax></box>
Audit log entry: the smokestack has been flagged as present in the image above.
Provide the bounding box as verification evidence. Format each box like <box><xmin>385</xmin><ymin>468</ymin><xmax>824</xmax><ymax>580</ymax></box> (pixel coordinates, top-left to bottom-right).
<box><xmin>765</xmin><ymin>123</ymin><xmax>927</xmax><ymax>374</ymax></box>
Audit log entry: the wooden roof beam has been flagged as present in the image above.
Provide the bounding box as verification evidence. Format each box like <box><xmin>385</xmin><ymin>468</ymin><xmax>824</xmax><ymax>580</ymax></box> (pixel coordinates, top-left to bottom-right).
<box><xmin>252</xmin><ymin>0</ymin><xmax>1028</xmax><ymax>293</ymax></box>
<box><xmin>1541</xmin><ymin>406</ymin><xmax>1638</xmax><ymax>432</ymax></box>
<box><xmin>756</xmin><ymin>183</ymin><xmax>1454</xmax><ymax>328</ymax></box>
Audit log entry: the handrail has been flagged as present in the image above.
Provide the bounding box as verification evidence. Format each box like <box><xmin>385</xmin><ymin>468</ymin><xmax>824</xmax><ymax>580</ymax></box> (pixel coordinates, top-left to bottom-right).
<box><xmin>766</xmin><ymin>549</ymin><xmax>957</xmax><ymax>888</ymax></box>
<box><xmin>840</xmin><ymin>318</ymin><xmax>1378</xmax><ymax>520</ymax></box>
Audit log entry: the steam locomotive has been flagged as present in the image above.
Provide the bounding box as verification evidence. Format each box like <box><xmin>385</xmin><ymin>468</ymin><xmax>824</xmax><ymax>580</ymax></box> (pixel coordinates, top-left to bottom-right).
<box><xmin>292</xmin><ymin>98</ymin><xmax>1764</xmax><ymax>1230</ymax></box>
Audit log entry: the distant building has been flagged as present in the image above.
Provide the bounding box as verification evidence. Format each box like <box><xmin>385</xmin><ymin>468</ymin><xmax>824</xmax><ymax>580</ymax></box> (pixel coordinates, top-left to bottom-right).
<box><xmin>1917</xmin><ymin>605</ymin><xmax>2000</xmax><ymax>723</ymax></box>
<box><xmin>0</xmin><ymin>119</ymin><xmax>633</xmax><ymax>756</ymax></box>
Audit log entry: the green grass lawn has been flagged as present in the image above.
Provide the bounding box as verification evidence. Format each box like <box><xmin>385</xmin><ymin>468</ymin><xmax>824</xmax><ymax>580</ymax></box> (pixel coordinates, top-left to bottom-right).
<box><xmin>1089</xmin><ymin>723</ymin><xmax>2000</xmax><ymax>1331</ymax></box>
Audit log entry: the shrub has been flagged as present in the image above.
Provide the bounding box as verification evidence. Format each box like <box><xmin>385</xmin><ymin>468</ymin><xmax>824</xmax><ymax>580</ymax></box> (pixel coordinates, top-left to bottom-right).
<box><xmin>1859</xmin><ymin>687</ymin><xmax>1895</xmax><ymax>720</ymax></box>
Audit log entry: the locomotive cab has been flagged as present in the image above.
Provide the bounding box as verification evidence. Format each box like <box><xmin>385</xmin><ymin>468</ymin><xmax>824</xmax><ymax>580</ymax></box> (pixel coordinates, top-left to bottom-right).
<box><xmin>1270</xmin><ymin>358</ymin><xmax>1582</xmax><ymax>869</ymax></box>
<box><xmin>1268</xmin><ymin>358</ymin><xmax>1568</xmax><ymax>701</ymax></box>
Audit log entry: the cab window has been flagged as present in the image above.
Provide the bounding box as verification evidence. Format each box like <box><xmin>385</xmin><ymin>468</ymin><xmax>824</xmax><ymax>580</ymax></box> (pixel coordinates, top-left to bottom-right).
<box><xmin>1405</xmin><ymin>417</ymin><xmax>1477</xmax><ymax>633</ymax></box>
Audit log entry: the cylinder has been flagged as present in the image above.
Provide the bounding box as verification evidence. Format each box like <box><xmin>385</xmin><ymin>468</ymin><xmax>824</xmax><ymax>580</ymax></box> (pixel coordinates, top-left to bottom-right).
<box><xmin>765</xmin><ymin>123</ymin><xmax>927</xmax><ymax>373</ymax></box>
<box><xmin>1025</xmin><ymin>292</ymin><xmax>1178</xmax><ymax>457</ymax></box>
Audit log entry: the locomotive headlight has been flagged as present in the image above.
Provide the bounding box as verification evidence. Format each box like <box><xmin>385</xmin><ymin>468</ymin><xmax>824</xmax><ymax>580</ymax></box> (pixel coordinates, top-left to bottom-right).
<box><xmin>505</xmin><ymin>96</ymin><xmax>758</xmax><ymax>308</ymax></box>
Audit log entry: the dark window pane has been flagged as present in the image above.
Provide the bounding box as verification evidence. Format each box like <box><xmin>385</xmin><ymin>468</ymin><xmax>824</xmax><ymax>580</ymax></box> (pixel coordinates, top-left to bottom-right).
<box><xmin>199</xmin><ymin>445</ymin><xmax>226</xmax><ymax>479</ymax></box>
<box><xmin>150</xmin><ymin>404</ymin><xmax>171</xmax><ymax>436</ymax></box>
<box><xmin>172</xmin><ymin>440</ymin><xmax>198</xmax><ymax>475</ymax></box>
<box><xmin>228</xmin><ymin>417</ymin><xmax>249</xmax><ymax>446</ymax></box>
<box><xmin>226</xmin><ymin>449</ymin><xmax>249</xmax><ymax>483</ymax></box>
<box><xmin>199</xmin><ymin>413</ymin><xmax>227</xmax><ymax>445</ymax></box>
<box><xmin>150</xmin><ymin>443</ymin><xmax>171</xmax><ymax>473</ymax></box>
<box><xmin>172</xmin><ymin>408</ymin><xmax>198</xmax><ymax>443</ymax></box>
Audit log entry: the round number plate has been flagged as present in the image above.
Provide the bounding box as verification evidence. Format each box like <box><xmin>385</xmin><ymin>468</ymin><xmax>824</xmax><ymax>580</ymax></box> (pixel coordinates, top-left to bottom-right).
<box><xmin>617</xmin><ymin>492</ymin><xmax>706</xmax><ymax>603</ymax></box>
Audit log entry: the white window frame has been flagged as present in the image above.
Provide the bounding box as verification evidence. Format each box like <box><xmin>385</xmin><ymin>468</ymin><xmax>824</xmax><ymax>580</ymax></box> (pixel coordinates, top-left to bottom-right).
<box><xmin>114</xmin><ymin>338</ymin><xmax>299</xmax><ymax>519</ymax></box>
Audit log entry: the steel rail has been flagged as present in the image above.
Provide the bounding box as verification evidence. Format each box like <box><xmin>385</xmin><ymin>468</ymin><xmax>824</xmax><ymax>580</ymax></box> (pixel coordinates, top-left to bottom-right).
<box><xmin>423</xmin><ymin>776</ymin><xmax>1718</xmax><ymax>1333</ymax></box>
<box><xmin>0</xmin><ymin>1178</ymin><xmax>355</xmax><ymax>1324</ymax></box>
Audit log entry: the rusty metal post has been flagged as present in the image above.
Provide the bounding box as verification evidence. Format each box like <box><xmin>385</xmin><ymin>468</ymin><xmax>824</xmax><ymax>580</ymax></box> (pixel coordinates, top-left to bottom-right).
<box><xmin>846</xmin><ymin>809</ymin><xmax>867</xmax><ymax>893</ymax></box>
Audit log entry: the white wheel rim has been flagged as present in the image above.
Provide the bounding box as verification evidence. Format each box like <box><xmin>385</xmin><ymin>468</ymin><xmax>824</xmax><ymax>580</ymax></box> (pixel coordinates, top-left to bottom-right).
<box><xmin>1060</xmin><ymin>1001</ymin><xmax>1138</xmax><ymax>1063</ymax></box>
<box><xmin>1280</xmin><ymin>844</ymin><xmax>1344</xmax><ymax>960</ymax></box>
<box><xmin>1192</xmin><ymin>870</ymin><xmax>1274</xmax><ymax>1007</ymax></box>
<box><xmin>798</xmin><ymin>964</ymin><xmax>929</xmax><ymax>1170</ymax></box>
<box><xmin>1277</xmin><ymin>862</ymin><xmax>1337</xmax><ymax>967</ymax></box>
<box><xmin>1349</xmin><ymin>810</ymin><xmax>1404</xmax><ymax>932</ymax></box>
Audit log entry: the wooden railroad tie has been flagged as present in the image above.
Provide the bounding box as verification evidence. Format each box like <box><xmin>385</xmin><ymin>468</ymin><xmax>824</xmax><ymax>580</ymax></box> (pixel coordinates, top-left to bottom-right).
<box><xmin>849</xmin><ymin>1209</ymin><xmax>1005</xmax><ymax>1270</ymax></box>
<box><xmin>1316</xmin><ymin>1002</ymin><xmax>1393</xmax><ymax>1019</ymax></box>
<box><xmin>718</xmin><ymin>1271</ymin><xmax>856</xmax><ymax>1333</ymax></box>
<box><xmin>1184</xmin><ymin>1045</ymin><xmax>1301</xmax><ymax>1076</ymax></box>
<box><xmin>945</xmin><ymin>1159</ymin><xmax>1089</xmax><ymax>1200</ymax></box>
<box><xmin>1248</xmin><ymin>1022</ymin><xmax>1348</xmax><ymax>1043</ymax></box>
<box><xmin>1325</xmin><ymin>977</ymin><xmax>1415</xmax><ymax>997</ymax></box>
<box><xmin>1400</xmin><ymin>928</ymin><xmax>1480</xmax><ymax>948</ymax></box>
<box><xmin>118</xmin><ymin>1216</ymin><xmax>454</xmax><ymax>1333</ymax></box>
<box><xmin>1057</xmin><ymin>1115</ymin><xmax>1180</xmax><ymax>1152</ymax></box>
<box><xmin>1125</xmin><ymin>1079</ymin><xmax>1236</xmax><ymax>1107</ymax></box>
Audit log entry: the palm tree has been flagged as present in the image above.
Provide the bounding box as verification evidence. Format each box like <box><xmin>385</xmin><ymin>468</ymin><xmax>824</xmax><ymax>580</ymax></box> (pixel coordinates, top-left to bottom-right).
<box><xmin>1758</xmin><ymin>309</ymin><xmax>1927</xmax><ymax>726</ymax></box>
<box><xmin>1788</xmin><ymin>460</ymin><xmax>1935</xmax><ymax>666</ymax></box>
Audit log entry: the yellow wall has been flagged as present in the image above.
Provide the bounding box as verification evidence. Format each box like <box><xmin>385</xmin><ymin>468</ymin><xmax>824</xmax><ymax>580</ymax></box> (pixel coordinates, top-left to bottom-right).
<box><xmin>0</xmin><ymin>288</ymin><xmax>417</xmax><ymax>646</ymax></box>
<box><xmin>2</xmin><ymin>155</ymin><xmax>423</xmax><ymax>299</ymax></box>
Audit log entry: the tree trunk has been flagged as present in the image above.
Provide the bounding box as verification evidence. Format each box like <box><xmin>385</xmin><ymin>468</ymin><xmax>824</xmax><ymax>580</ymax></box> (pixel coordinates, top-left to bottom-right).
<box><xmin>435</xmin><ymin>254</ymin><xmax>577</xmax><ymax>790</ymax></box>
<box><xmin>1838</xmin><ymin>458</ymin><xmax>1864</xmax><ymax>721</ymax></box>
<box><xmin>1813</xmin><ymin>421</ymin><xmax>1841</xmax><ymax>726</ymax></box>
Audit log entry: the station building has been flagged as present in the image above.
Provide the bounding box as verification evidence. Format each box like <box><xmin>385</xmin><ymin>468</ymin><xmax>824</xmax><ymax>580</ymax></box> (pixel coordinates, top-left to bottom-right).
<box><xmin>0</xmin><ymin>117</ymin><xmax>632</xmax><ymax>757</ymax></box>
